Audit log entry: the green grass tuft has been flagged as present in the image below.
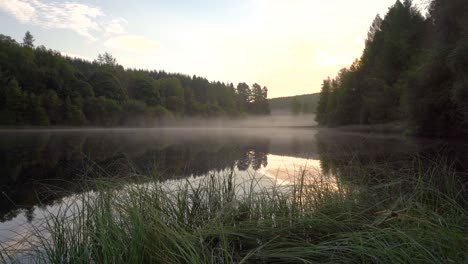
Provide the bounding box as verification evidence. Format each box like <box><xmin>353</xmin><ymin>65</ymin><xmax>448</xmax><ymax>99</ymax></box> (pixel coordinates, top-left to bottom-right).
<box><xmin>2</xmin><ymin>157</ymin><xmax>467</xmax><ymax>263</ymax></box>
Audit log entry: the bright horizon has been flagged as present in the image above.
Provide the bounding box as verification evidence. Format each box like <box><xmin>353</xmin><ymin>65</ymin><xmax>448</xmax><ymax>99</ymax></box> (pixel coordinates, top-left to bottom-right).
<box><xmin>0</xmin><ymin>0</ymin><xmax>426</xmax><ymax>98</ymax></box>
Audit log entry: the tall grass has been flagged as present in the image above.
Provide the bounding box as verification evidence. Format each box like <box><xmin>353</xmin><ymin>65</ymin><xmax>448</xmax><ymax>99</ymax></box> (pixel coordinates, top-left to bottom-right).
<box><xmin>1</xmin><ymin>157</ymin><xmax>467</xmax><ymax>263</ymax></box>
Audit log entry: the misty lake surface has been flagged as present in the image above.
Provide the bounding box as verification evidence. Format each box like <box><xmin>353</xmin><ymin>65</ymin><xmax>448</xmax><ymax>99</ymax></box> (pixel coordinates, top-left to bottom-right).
<box><xmin>1</xmin><ymin>118</ymin><xmax>467</xmax><ymax>251</ymax></box>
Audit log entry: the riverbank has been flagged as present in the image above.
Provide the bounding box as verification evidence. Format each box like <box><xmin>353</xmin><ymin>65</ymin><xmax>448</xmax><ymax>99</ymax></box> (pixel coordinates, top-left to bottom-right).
<box><xmin>1</xmin><ymin>157</ymin><xmax>466</xmax><ymax>263</ymax></box>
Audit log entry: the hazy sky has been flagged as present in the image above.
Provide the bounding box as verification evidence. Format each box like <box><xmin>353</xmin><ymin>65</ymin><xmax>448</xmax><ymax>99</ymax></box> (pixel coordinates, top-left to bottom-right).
<box><xmin>0</xmin><ymin>0</ymin><xmax>426</xmax><ymax>98</ymax></box>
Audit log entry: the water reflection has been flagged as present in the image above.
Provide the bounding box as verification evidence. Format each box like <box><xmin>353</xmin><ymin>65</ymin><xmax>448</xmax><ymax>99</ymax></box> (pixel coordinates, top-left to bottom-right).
<box><xmin>0</xmin><ymin>129</ymin><xmax>274</xmax><ymax>223</ymax></box>
<box><xmin>1</xmin><ymin>128</ymin><xmax>467</xmax><ymax>252</ymax></box>
<box><xmin>259</xmin><ymin>155</ymin><xmax>322</xmax><ymax>184</ymax></box>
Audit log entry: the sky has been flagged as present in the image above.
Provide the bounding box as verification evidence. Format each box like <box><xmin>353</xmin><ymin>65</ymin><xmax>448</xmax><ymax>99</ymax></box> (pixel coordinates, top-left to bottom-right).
<box><xmin>0</xmin><ymin>0</ymin><xmax>427</xmax><ymax>98</ymax></box>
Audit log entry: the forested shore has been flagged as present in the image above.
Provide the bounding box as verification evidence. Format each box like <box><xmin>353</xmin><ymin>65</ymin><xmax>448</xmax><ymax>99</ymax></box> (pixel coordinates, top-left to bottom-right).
<box><xmin>316</xmin><ymin>0</ymin><xmax>468</xmax><ymax>137</ymax></box>
<box><xmin>0</xmin><ymin>33</ymin><xmax>270</xmax><ymax>127</ymax></box>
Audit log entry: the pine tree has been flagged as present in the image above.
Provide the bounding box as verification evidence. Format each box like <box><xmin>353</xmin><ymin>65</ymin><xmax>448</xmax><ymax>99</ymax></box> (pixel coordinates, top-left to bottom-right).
<box><xmin>22</xmin><ymin>31</ymin><xmax>35</xmax><ymax>48</ymax></box>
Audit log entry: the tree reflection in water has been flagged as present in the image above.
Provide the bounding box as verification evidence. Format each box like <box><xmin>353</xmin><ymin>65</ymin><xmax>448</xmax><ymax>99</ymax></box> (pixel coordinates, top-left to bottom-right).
<box><xmin>1</xmin><ymin>128</ymin><xmax>466</xmax><ymax>229</ymax></box>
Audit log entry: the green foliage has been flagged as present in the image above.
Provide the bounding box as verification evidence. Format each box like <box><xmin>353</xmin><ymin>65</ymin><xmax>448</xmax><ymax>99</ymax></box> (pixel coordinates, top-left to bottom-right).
<box><xmin>203</xmin><ymin>103</ymin><xmax>225</xmax><ymax>117</ymax></box>
<box><xmin>22</xmin><ymin>31</ymin><xmax>34</xmax><ymax>49</ymax></box>
<box><xmin>129</xmin><ymin>74</ymin><xmax>161</xmax><ymax>106</ymax></box>
<box><xmin>316</xmin><ymin>0</ymin><xmax>468</xmax><ymax>137</ymax></box>
<box><xmin>66</xmin><ymin>78</ymin><xmax>95</xmax><ymax>98</ymax></box>
<box><xmin>94</xmin><ymin>52</ymin><xmax>117</xmax><ymax>67</ymax></box>
<box><xmin>26</xmin><ymin>93</ymin><xmax>49</xmax><ymax>125</ymax></box>
<box><xmin>83</xmin><ymin>97</ymin><xmax>122</xmax><ymax>126</ymax></box>
<box><xmin>316</xmin><ymin>79</ymin><xmax>331</xmax><ymax>123</ymax></box>
<box><xmin>236</xmin><ymin>82</ymin><xmax>251</xmax><ymax>111</ymax></box>
<box><xmin>0</xmin><ymin>79</ymin><xmax>25</xmax><ymax>124</ymax></box>
<box><xmin>40</xmin><ymin>90</ymin><xmax>61</xmax><ymax>124</ymax></box>
<box><xmin>156</xmin><ymin>77</ymin><xmax>185</xmax><ymax>113</ymax></box>
<box><xmin>63</xmin><ymin>96</ymin><xmax>85</xmax><ymax>125</ymax></box>
<box><xmin>123</xmin><ymin>99</ymin><xmax>146</xmax><ymax>115</ymax></box>
<box><xmin>0</xmin><ymin>32</ymin><xmax>271</xmax><ymax>127</ymax></box>
<box><xmin>248</xmin><ymin>84</ymin><xmax>270</xmax><ymax>115</ymax></box>
<box><xmin>406</xmin><ymin>0</ymin><xmax>468</xmax><ymax>137</ymax></box>
<box><xmin>269</xmin><ymin>93</ymin><xmax>319</xmax><ymax>115</ymax></box>
<box><xmin>89</xmin><ymin>71</ymin><xmax>127</xmax><ymax>101</ymax></box>
<box><xmin>146</xmin><ymin>105</ymin><xmax>173</xmax><ymax>123</ymax></box>
<box><xmin>157</xmin><ymin>77</ymin><xmax>184</xmax><ymax>98</ymax></box>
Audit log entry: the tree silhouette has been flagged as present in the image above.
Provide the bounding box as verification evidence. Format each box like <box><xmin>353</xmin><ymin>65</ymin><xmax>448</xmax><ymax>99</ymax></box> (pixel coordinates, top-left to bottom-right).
<box><xmin>22</xmin><ymin>31</ymin><xmax>34</xmax><ymax>48</ymax></box>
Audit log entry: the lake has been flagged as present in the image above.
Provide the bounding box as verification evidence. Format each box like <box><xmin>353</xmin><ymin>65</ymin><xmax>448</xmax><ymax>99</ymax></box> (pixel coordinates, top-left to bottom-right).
<box><xmin>1</xmin><ymin>120</ymin><xmax>467</xmax><ymax>254</ymax></box>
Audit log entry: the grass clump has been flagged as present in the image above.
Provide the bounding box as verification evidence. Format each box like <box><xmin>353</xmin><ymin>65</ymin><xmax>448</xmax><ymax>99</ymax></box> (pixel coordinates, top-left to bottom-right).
<box><xmin>2</xmin><ymin>158</ymin><xmax>467</xmax><ymax>263</ymax></box>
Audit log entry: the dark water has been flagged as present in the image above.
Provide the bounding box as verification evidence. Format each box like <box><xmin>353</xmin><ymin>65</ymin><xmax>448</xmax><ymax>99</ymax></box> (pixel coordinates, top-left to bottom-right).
<box><xmin>1</xmin><ymin>126</ymin><xmax>467</xmax><ymax>249</ymax></box>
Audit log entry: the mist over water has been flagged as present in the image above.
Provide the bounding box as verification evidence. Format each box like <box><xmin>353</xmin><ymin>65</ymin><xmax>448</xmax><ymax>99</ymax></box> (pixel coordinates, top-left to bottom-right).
<box><xmin>0</xmin><ymin>114</ymin><xmax>318</xmax><ymax>132</ymax></box>
<box><xmin>158</xmin><ymin>114</ymin><xmax>318</xmax><ymax>128</ymax></box>
<box><xmin>1</xmin><ymin>116</ymin><xmax>467</xmax><ymax>253</ymax></box>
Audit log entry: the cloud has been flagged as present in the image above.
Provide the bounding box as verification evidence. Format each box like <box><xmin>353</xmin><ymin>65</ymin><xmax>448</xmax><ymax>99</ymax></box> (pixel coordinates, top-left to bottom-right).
<box><xmin>0</xmin><ymin>0</ymin><xmax>35</xmax><ymax>22</ymax></box>
<box><xmin>0</xmin><ymin>0</ymin><xmax>126</xmax><ymax>41</ymax></box>
<box><xmin>104</xmin><ymin>18</ymin><xmax>127</xmax><ymax>35</ymax></box>
<box><xmin>104</xmin><ymin>35</ymin><xmax>160</xmax><ymax>52</ymax></box>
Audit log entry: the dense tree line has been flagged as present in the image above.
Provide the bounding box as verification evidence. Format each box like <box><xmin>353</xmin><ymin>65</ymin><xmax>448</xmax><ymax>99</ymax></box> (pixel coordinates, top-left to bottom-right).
<box><xmin>316</xmin><ymin>0</ymin><xmax>468</xmax><ymax>137</ymax></box>
<box><xmin>289</xmin><ymin>97</ymin><xmax>314</xmax><ymax>115</ymax></box>
<box><xmin>0</xmin><ymin>33</ymin><xmax>270</xmax><ymax>126</ymax></box>
<box><xmin>268</xmin><ymin>93</ymin><xmax>319</xmax><ymax>115</ymax></box>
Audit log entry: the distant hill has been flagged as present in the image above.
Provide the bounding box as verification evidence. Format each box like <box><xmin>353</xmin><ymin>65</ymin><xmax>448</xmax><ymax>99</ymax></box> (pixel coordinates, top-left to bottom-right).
<box><xmin>268</xmin><ymin>93</ymin><xmax>320</xmax><ymax>114</ymax></box>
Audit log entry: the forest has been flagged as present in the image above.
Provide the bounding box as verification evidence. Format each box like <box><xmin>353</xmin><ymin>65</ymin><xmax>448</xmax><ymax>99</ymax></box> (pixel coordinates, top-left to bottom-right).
<box><xmin>0</xmin><ymin>33</ymin><xmax>270</xmax><ymax>126</ymax></box>
<box><xmin>315</xmin><ymin>0</ymin><xmax>468</xmax><ymax>137</ymax></box>
<box><xmin>268</xmin><ymin>93</ymin><xmax>319</xmax><ymax>115</ymax></box>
